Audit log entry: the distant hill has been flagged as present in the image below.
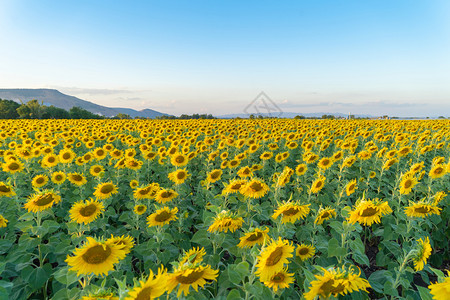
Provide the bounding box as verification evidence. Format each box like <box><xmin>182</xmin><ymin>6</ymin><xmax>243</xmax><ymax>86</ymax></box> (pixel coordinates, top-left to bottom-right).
<box><xmin>217</xmin><ymin>112</ymin><xmax>374</xmax><ymax>119</ymax></box>
<box><xmin>0</xmin><ymin>88</ymin><xmax>168</xmax><ymax>118</ymax></box>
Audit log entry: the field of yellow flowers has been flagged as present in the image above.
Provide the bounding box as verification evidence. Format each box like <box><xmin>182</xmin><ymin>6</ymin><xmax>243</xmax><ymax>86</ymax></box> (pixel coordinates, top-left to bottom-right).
<box><xmin>0</xmin><ymin>119</ymin><xmax>449</xmax><ymax>299</ymax></box>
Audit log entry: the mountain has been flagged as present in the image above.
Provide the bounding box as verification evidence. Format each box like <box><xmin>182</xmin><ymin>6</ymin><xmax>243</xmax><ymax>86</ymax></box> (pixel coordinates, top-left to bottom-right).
<box><xmin>0</xmin><ymin>88</ymin><xmax>168</xmax><ymax>118</ymax></box>
<box><xmin>216</xmin><ymin>112</ymin><xmax>374</xmax><ymax>119</ymax></box>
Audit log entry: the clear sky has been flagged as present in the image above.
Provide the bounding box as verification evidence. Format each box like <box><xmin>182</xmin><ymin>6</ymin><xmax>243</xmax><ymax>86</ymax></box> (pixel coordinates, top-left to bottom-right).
<box><xmin>1</xmin><ymin>0</ymin><xmax>450</xmax><ymax>117</ymax></box>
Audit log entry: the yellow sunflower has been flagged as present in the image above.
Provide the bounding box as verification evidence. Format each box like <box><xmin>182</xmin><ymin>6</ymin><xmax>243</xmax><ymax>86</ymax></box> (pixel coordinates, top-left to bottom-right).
<box><xmin>345</xmin><ymin>179</ymin><xmax>357</xmax><ymax>196</ymax></box>
<box><xmin>399</xmin><ymin>175</ymin><xmax>418</xmax><ymax>195</ymax></box>
<box><xmin>166</xmin><ymin>264</ymin><xmax>218</xmax><ymax>297</ymax></box>
<box><xmin>51</xmin><ymin>171</ymin><xmax>66</xmax><ymax>185</ymax></box>
<box><xmin>237</xmin><ymin>227</ymin><xmax>269</xmax><ymax>248</ymax></box>
<box><xmin>32</xmin><ymin>174</ymin><xmax>49</xmax><ymax>188</ymax></box>
<box><xmin>295</xmin><ymin>164</ymin><xmax>307</xmax><ymax>176</ymax></box>
<box><xmin>412</xmin><ymin>237</ymin><xmax>432</xmax><ymax>271</ymax></box>
<box><xmin>429</xmin><ymin>164</ymin><xmax>447</xmax><ymax>179</ymax></box>
<box><xmin>341</xmin><ymin>156</ymin><xmax>356</xmax><ymax>168</ymax></box>
<box><xmin>382</xmin><ymin>158</ymin><xmax>398</xmax><ymax>170</ymax></box>
<box><xmin>255</xmin><ymin>238</ymin><xmax>295</xmax><ymax>281</ymax></box>
<box><xmin>433</xmin><ymin>191</ymin><xmax>447</xmax><ymax>205</ymax></box>
<box><xmin>2</xmin><ymin>160</ymin><xmax>24</xmax><ymax>174</ymax></box>
<box><xmin>147</xmin><ymin>207</ymin><xmax>178</xmax><ymax>227</ymax></box>
<box><xmin>428</xmin><ymin>270</ymin><xmax>450</xmax><ymax>300</ymax></box>
<box><xmin>168</xmin><ymin>169</ymin><xmax>189</xmax><ymax>185</ymax></box>
<box><xmin>69</xmin><ymin>199</ymin><xmax>105</xmax><ymax>225</ymax></box>
<box><xmin>317</xmin><ymin>157</ymin><xmax>333</xmax><ymax>170</ymax></box>
<box><xmin>130</xmin><ymin>180</ymin><xmax>139</xmax><ymax>189</ymax></box>
<box><xmin>405</xmin><ymin>202</ymin><xmax>441</xmax><ymax>218</ymax></box>
<box><xmin>134</xmin><ymin>204</ymin><xmax>147</xmax><ymax>215</ymax></box>
<box><xmin>310</xmin><ymin>175</ymin><xmax>326</xmax><ymax>194</ymax></box>
<box><xmin>67</xmin><ymin>173</ymin><xmax>87</xmax><ymax>186</ymax></box>
<box><xmin>65</xmin><ymin>237</ymin><xmax>127</xmax><ymax>276</ymax></box>
<box><xmin>24</xmin><ymin>190</ymin><xmax>62</xmax><ymax>213</ymax></box>
<box><xmin>125</xmin><ymin>266</ymin><xmax>168</xmax><ymax>300</ymax></box>
<box><xmin>89</xmin><ymin>165</ymin><xmax>105</xmax><ymax>177</ymax></box>
<box><xmin>222</xmin><ymin>179</ymin><xmax>247</xmax><ymax>195</ymax></box>
<box><xmin>170</xmin><ymin>153</ymin><xmax>189</xmax><ymax>167</ymax></box>
<box><xmin>155</xmin><ymin>189</ymin><xmax>179</xmax><ymax>204</ymax></box>
<box><xmin>0</xmin><ymin>181</ymin><xmax>15</xmax><ymax>197</ymax></box>
<box><xmin>260</xmin><ymin>151</ymin><xmax>273</xmax><ymax>160</ymax></box>
<box><xmin>207</xmin><ymin>210</ymin><xmax>244</xmax><ymax>233</ymax></box>
<box><xmin>58</xmin><ymin>149</ymin><xmax>76</xmax><ymax>164</ymax></box>
<box><xmin>93</xmin><ymin>182</ymin><xmax>118</xmax><ymax>200</ymax></box>
<box><xmin>41</xmin><ymin>153</ymin><xmax>59</xmax><ymax>168</ymax></box>
<box><xmin>107</xmin><ymin>235</ymin><xmax>135</xmax><ymax>255</ymax></box>
<box><xmin>304</xmin><ymin>266</ymin><xmax>371</xmax><ymax>300</ymax></box>
<box><xmin>262</xmin><ymin>268</ymin><xmax>294</xmax><ymax>292</ymax></box>
<box><xmin>347</xmin><ymin>198</ymin><xmax>392</xmax><ymax>226</ymax></box>
<box><xmin>240</xmin><ymin>178</ymin><xmax>269</xmax><ymax>199</ymax></box>
<box><xmin>272</xmin><ymin>202</ymin><xmax>310</xmax><ymax>224</ymax></box>
<box><xmin>0</xmin><ymin>215</ymin><xmax>8</xmax><ymax>228</ymax></box>
<box><xmin>179</xmin><ymin>247</ymin><xmax>206</xmax><ymax>267</ymax></box>
<box><xmin>314</xmin><ymin>207</ymin><xmax>336</xmax><ymax>225</ymax></box>
<box><xmin>206</xmin><ymin>169</ymin><xmax>223</xmax><ymax>184</ymax></box>
<box><xmin>296</xmin><ymin>244</ymin><xmax>315</xmax><ymax>261</ymax></box>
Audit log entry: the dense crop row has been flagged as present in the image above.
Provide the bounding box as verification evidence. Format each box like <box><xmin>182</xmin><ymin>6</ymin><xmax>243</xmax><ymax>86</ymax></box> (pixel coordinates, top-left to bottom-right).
<box><xmin>0</xmin><ymin>119</ymin><xmax>449</xmax><ymax>299</ymax></box>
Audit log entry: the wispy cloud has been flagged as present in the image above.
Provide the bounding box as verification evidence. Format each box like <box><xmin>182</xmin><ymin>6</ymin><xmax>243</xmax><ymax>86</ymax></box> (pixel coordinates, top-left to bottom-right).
<box><xmin>52</xmin><ymin>86</ymin><xmax>134</xmax><ymax>95</ymax></box>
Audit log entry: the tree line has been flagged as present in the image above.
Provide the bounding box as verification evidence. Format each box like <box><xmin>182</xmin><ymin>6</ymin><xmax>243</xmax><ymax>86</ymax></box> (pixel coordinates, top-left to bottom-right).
<box><xmin>0</xmin><ymin>99</ymin><xmax>105</xmax><ymax>119</ymax></box>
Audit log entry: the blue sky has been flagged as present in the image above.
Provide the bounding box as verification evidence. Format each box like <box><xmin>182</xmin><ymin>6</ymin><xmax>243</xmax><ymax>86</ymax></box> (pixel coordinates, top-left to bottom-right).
<box><xmin>1</xmin><ymin>0</ymin><xmax>450</xmax><ymax>116</ymax></box>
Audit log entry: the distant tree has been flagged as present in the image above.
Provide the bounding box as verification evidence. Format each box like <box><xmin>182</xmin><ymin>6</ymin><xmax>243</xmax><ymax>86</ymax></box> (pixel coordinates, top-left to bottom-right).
<box><xmin>69</xmin><ymin>106</ymin><xmax>103</xmax><ymax>119</ymax></box>
<box><xmin>115</xmin><ymin>113</ymin><xmax>132</xmax><ymax>119</ymax></box>
<box><xmin>294</xmin><ymin>115</ymin><xmax>305</xmax><ymax>119</ymax></box>
<box><xmin>17</xmin><ymin>99</ymin><xmax>45</xmax><ymax>119</ymax></box>
<box><xmin>438</xmin><ymin>116</ymin><xmax>445</xmax><ymax>119</ymax></box>
<box><xmin>0</xmin><ymin>99</ymin><xmax>20</xmax><ymax>119</ymax></box>
<box><xmin>43</xmin><ymin>105</ymin><xmax>70</xmax><ymax>119</ymax></box>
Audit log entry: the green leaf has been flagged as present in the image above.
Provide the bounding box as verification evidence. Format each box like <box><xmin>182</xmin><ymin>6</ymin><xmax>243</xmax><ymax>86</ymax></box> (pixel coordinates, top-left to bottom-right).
<box><xmin>235</xmin><ymin>261</ymin><xmax>249</xmax><ymax>278</ymax></box>
<box><xmin>349</xmin><ymin>237</ymin><xmax>365</xmax><ymax>255</ymax></box>
<box><xmin>417</xmin><ymin>286</ymin><xmax>433</xmax><ymax>300</ymax></box>
<box><xmin>226</xmin><ymin>289</ymin><xmax>242</xmax><ymax>300</ymax></box>
<box><xmin>328</xmin><ymin>238</ymin><xmax>346</xmax><ymax>257</ymax></box>
<box><xmin>368</xmin><ymin>270</ymin><xmax>393</xmax><ymax>293</ymax></box>
<box><xmin>0</xmin><ymin>280</ymin><xmax>13</xmax><ymax>300</ymax></box>
<box><xmin>191</xmin><ymin>229</ymin><xmax>209</xmax><ymax>245</ymax></box>
<box><xmin>352</xmin><ymin>253</ymin><xmax>370</xmax><ymax>266</ymax></box>
<box><xmin>42</xmin><ymin>220</ymin><xmax>60</xmax><ymax>235</ymax></box>
<box><xmin>28</xmin><ymin>264</ymin><xmax>52</xmax><ymax>290</ymax></box>
<box><xmin>54</xmin><ymin>266</ymin><xmax>79</xmax><ymax>286</ymax></box>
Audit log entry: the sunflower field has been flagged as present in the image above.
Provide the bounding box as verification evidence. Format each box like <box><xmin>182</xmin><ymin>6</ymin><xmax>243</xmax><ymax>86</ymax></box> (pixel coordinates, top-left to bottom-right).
<box><xmin>0</xmin><ymin>119</ymin><xmax>449</xmax><ymax>300</ymax></box>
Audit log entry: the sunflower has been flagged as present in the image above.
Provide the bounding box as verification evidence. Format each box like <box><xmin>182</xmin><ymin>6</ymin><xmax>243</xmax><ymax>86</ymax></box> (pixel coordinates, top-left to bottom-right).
<box><xmin>125</xmin><ymin>266</ymin><xmax>168</xmax><ymax>300</ymax></box>
<box><xmin>206</xmin><ymin>169</ymin><xmax>223</xmax><ymax>184</ymax></box>
<box><xmin>134</xmin><ymin>204</ymin><xmax>147</xmax><ymax>215</ymax></box>
<box><xmin>304</xmin><ymin>266</ymin><xmax>371</xmax><ymax>300</ymax></box>
<box><xmin>260</xmin><ymin>151</ymin><xmax>273</xmax><ymax>160</ymax></box>
<box><xmin>24</xmin><ymin>190</ymin><xmax>62</xmax><ymax>213</ymax></box>
<box><xmin>69</xmin><ymin>199</ymin><xmax>105</xmax><ymax>225</ymax></box>
<box><xmin>133</xmin><ymin>185</ymin><xmax>157</xmax><ymax>200</ymax></box>
<box><xmin>81</xmin><ymin>292</ymin><xmax>118</xmax><ymax>300</ymax></box>
<box><xmin>410</xmin><ymin>162</ymin><xmax>424</xmax><ymax>173</ymax></box>
<box><xmin>347</xmin><ymin>198</ymin><xmax>392</xmax><ymax>226</ymax></box>
<box><xmin>222</xmin><ymin>179</ymin><xmax>247</xmax><ymax>195</ymax></box>
<box><xmin>332</xmin><ymin>151</ymin><xmax>344</xmax><ymax>161</ymax></box>
<box><xmin>207</xmin><ymin>210</ymin><xmax>244</xmax><ymax>233</ymax></box>
<box><xmin>125</xmin><ymin>158</ymin><xmax>143</xmax><ymax>170</ymax></box>
<box><xmin>170</xmin><ymin>153</ymin><xmax>189</xmax><ymax>167</ymax></box>
<box><xmin>295</xmin><ymin>164</ymin><xmax>307</xmax><ymax>176</ymax></box>
<box><xmin>67</xmin><ymin>173</ymin><xmax>87</xmax><ymax>186</ymax></box>
<box><xmin>240</xmin><ymin>178</ymin><xmax>269</xmax><ymax>199</ymax></box>
<box><xmin>405</xmin><ymin>202</ymin><xmax>441</xmax><ymax>218</ymax></box>
<box><xmin>179</xmin><ymin>247</ymin><xmax>206</xmax><ymax>266</ymax></box>
<box><xmin>428</xmin><ymin>270</ymin><xmax>450</xmax><ymax>300</ymax></box>
<box><xmin>93</xmin><ymin>182</ymin><xmax>119</xmax><ymax>200</ymax></box>
<box><xmin>228</xmin><ymin>159</ymin><xmax>240</xmax><ymax>169</ymax></box>
<box><xmin>382</xmin><ymin>158</ymin><xmax>398</xmax><ymax>170</ymax></box>
<box><xmin>413</xmin><ymin>237</ymin><xmax>432</xmax><ymax>271</ymax></box>
<box><xmin>155</xmin><ymin>189</ymin><xmax>179</xmax><ymax>204</ymax></box>
<box><xmin>314</xmin><ymin>207</ymin><xmax>336</xmax><ymax>225</ymax></box>
<box><xmin>166</xmin><ymin>264</ymin><xmax>218</xmax><ymax>297</ymax></box>
<box><xmin>130</xmin><ymin>180</ymin><xmax>139</xmax><ymax>189</ymax></box>
<box><xmin>433</xmin><ymin>191</ymin><xmax>447</xmax><ymax>205</ymax></box>
<box><xmin>107</xmin><ymin>235</ymin><xmax>135</xmax><ymax>255</ymax></box>
<box><xmin>58</xmin><ymin>149</ymin><xmax>76</xmax><ymax>164</ymax></box>
<box><xmin>272</xmin><ymin>202</ymin><xmax>310</xmax><ymax>224</ymax></box>
<box><xmin>399</xmin><ymin>175</ymin><xmax>418</xmax><ymax>195</ymax></box>
<box><xmin>147</xmin><ymin>207</ymin><xmax>178</xmax><ymax>227</ymax></box>
<box><xmin>310</xmin><ymin>175</ymin><xmax>326</xmax><ymax>194</ymax></box>
<box><xmin>41</xmin><ymin>153</ymin><xmax>59</xmax><ymax>168</ymax></box>
<box><xmin>429</xmin><ymin>164</ymin><xmax>447</xmax><ymax>179</ymax></box>
<box><xmin>237</xmin><ymin>166</ymin><xmax>253</xmax><ymax>178</ymax></box>
<box><xmin>90</xmin><ymin>165</ymin><xmax>105</xmax><ymax>177</ymax></box>
<box><xmin>262</xmin><ymin>268</ymin><xmax>294</xmax><ymax>292</ymax></box>
<box><xmin>0</xmin><ymin>215</ymin><xmax>8</xmax><ymax>228</ymax></box>
<box><xmin>296</xmin><ymin>244</ymin><xmax>315</xmax><ymax>261</ymax></box>
<box><xmin>0</xmin><ymin>181</ymin><xmax>15</xmax><ymax>197</ymax></box>
<box><xmin>51</xmin><ymin>171</ymin><xmax>66</xmax><ymax>185</ymax></box>
<box><xmin>317</xmin><ymin>157</ymin><xmax>333</xmax><ymax>170</ymax></box>
<box><xmin>341</xmin><ymin>156</ymin><xmax>356</xmax><ymax>168</ymax></box>
<box><xmin>2</xmin><ymin>160</ymin><xmax>24</xmax><ymax>174</ymax></box>
<box><xmin>32</xmin><ymin>174</ymin><xmax>49</xmax><ymax>188</ymax></box>
<box><xmin>369</xmin><ymin>171</ymin><xmax>376</xmax><ymax>178</ymax></box>
<box><xmin>168</xmin><ymin>169</ymin><xmax>189</xmax><ymax>185</ymax></box>
<box><xmin>65</xmin><ymin>237</ymin><xmax>127</xmax><ymax>276</ymax></box>
<box><xmin>255</xmin><ymin>238</ymin><xmax>295</xmax><ymax>281</ymax></box>
<box><xmin>93</xmin><ymin>147</ymin><xmax>108</xmax><ymax>160</ymax></box>
<box><xmin>237</xmin><ymin>227</ymin><xmax>269</xmax><ymax>248</ymax></box>
<box><xmin>345</xmin><ymin>179</ymin><xmax>357</xmax><ymax>196</ymax></box>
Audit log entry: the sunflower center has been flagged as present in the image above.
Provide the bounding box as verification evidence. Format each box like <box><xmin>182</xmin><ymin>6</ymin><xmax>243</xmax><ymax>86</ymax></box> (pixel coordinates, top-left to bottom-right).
<box><xmin>315</xmin><ymin>181</ymin><xmax>323</xmax><ymax>189</ymax></box>
<box><xmin>404</xmin><ymin>180</ymin><xmax>412</xmax><ymax>188</ymax></box>
<box><xmin>100</xmin><ymin>184</ymin><xmax>114</xmax><ymax>194</ymax></box>
<box><xmin>321</xmin><ymin>211</ymin><xmax>330</xmax><ymax>219</ymax></box>
<box><xmin>35</xmin><ymin>194</ymin><xmax>55</xmax><ymax>206</ymax></box>
<box><xmin>230</xmin><ymin>183</ymin><xmax>242</xmax><ymax>190</ymax></box>
<box><xmin>36</xmin><ymin>177</ymin><xmax>45</xmax><ymax>184</ymax></box>
<box><xmin>55</xmin><ymin>175</ymin><xmax>63</xmax><ymax>181</ymax></box>
<box><xmin>175</xmin><ymin>156</ymin><xmax>185</xmax><ymax>163</ymax></box>
<box><xmin>298</xmin><ymin>247</ymin><xmax>310</xmax><ymax>255</ymax></box>
<box><xmin>79</xmin><ymin>204</ymin><xmax>98</xmax><ymax>217</ymax></box>
<box><xmin>161</xmin><ymin>191</ymin><xmax>172</xmax><ymax>198</ymax></box>
<box><xmin>360</xmin><ymin>206</ymin><xmax>378</xmax><ymax>217</ymax></box>
<box><xmin>94</xmin><ymin>167</ymin><xmax>101</xmax><ymax>173</ymax></box>
<box><xmin>0</xmin><ymin>185</ymin><xmax>11</xmax><ymax>193</ymax></box>
<box><xmin>176</xmin><ymin>269</ymin><xmax>205</xmax><ymax>284</ymax></box>
<box><xmin>320</xmin><ymin>279</ymin><xmax>345</xmax><ymax>295</ymax></box>
<box><xmin>246</xmin><ymin>232</ymin><xmax>263</xmax><ymax>242</ymax></box>
<box><xmin>8</xmin><ymin>162</ymin><xmax>20</xmax><ymax>170</ymax></box>
<box><xmin>271</xmin><ymin>273</ymin><xmax>285</xmax><ymax>282</ymax></box>
<box><xmin>71</xmin><ymin>175</ymin><xmax>83</xmax><ymax>181</ymax></box>
<box><xmin>155</xmin><ymin>211</ymin><xmax>172</xmax><ymax>222</ymax></box>
<box><xmin>282</xmin><ymin>207</ymin><xmax>300</xmax><ymax>216</ymax></box>
<box><xmin>136</xmin><ymin>287</ymin><xmax>153</xmax><ymax>300</ymax></box>
<box><xmin>96</xmin><ymin>150</ymin><xmax>105</xmax><ymax>156</ymax></box>
<box><xmin>414</xmin><ymin>206</ymin><xmax>430</xmax><ymax>214</ymax></box>
<box><xmin>137</xmin><ymin>206</ymin><xmax>145</xmax><ymax>212</ymax></box>
<box><xmin>433</xmin><ymin>167</ymin><xmax>444</xmax><ymax>175</ymax></box>
<box><xmin>62</xmin><ymin>153</ymin><xmax>71</xmax><ymax>160</ymax></box>
<box><xmin>322</xmin><ymin>159</ymin><xmax>330</xmax><ymax>166</ymax></box>
<box><xmin>177</xmin><ymin>172</ymin><xmax>186</xmax><ymax>180</ymax></box>
<box><xmin>266</xmin><ymin>247</ymin><xmax>283</xmax><ymax>266</ymax></box>
<box><xmin>82</xmin><ymin>245</ymin><xmax>111</xmax><ymax>264</ymax></box>
<box><xmin>250</xmin><ymin>182</ymin><xmax>263</xmax><ymax>192</ymax></box>
<box><xmin>297</xmin><ymin>167</ymin><xmax>305</xmax><ymax>173</ymax></box>
<box><xmin>48</xmin><ymin>157</ymin><xmax>56</xmax><ymax>163</ymax></box>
